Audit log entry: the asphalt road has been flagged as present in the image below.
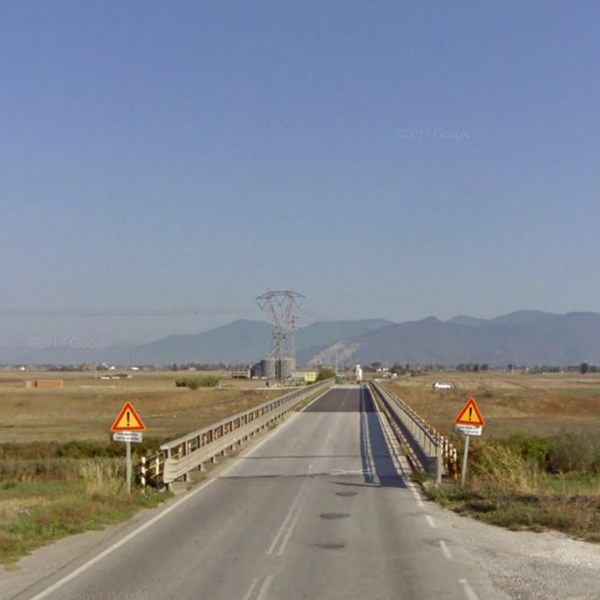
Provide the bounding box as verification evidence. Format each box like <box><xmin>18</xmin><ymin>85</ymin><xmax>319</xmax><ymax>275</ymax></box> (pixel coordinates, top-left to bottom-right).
<box><xmin>14</xmin><ymin>385</ymin><xmax>507</xmax><ymax>600</ymax></box>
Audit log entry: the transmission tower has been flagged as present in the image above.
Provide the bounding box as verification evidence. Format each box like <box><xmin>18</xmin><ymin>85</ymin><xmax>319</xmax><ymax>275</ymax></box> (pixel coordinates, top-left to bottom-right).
<box><xmin>256</xmin><ymin>289</ymin><xmax>305</xmax><ymax>379</ymax></box>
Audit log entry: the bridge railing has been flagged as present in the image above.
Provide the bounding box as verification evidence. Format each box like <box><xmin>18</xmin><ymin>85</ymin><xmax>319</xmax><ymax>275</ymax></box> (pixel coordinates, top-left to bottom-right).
<box><xmin>369</xmin><ymin>379</ymin><xmax>459</xmax><ymax>483</ymax></box>
<box><xmin>139</xmin><ymin>379</ymin><xmax>335</xmax><ymax>489</ymax></box>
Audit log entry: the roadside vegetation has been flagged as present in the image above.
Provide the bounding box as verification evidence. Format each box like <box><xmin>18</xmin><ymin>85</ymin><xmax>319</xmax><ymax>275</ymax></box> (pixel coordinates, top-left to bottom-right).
<box><xmin>387</xmin><ymin>372</ymin><xmax>600</xmax><ymax>541</ymax></box>
<box><xmin>315</xmin><ymin>367</ymin><xmax>336</xmax><ymax>382</ymax></box>
<box><xmin>424</xmin><ymin>431</ymin><xmax>600</xmax><ymax>542</ymax></box>
<box><xmin>0</xmin><ymin>371</ymin><xmax>287</xmax><ymax>565</ymax></box>
<box><xmin>0</xmin><ymin>440</ymin><xmax>172</xmax><ymax>565</ymax></box>
<box><xmin>175</xmin><ymin>375</ymin><xmax>221</xmax><ymax>389</ymax></box>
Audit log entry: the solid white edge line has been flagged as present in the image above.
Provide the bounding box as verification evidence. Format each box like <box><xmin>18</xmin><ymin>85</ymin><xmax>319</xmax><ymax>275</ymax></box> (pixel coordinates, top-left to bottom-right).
<box><xmin>26</xmin><ymin>386</ymin><xmax>333</xmax><ymax>600</ymax></box>
<box><xmin>241</xmin><ymin>577</ymin><xmax>259</xmax><ymax>600</ymax></box>
<box><xmin>425</xmin><ymin>515</ymin><xmax>436</xmax><ymax>528</ymax></box>
<box><xmin>439</xmin><ymin>540</ymin><xmax>452</xmax><ymax>559</ymax></box>
<box><xmin>411</xmin><ymin>489</ymin><xmax>424</xmax><ymax>507</ymax></box>
<box><xmin>255</xmin><ymin>575</ymin><xmax>274</xmax><ymax>600</ymax></box>
<box><xmin>458</xmin><ymin>579</ymin><xmax>480</xmax><ymax>600</ymax></box>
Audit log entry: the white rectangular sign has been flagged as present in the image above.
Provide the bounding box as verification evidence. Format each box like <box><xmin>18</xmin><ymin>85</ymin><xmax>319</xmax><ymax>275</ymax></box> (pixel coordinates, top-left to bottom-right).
<box><xmin>454</xmin><ymin>424</ymin><xmax>482</xmax><ymax>436</ymax></box>
<box><xmin>113</xmin><ymin>431</ymin><xmax>143</xmax><ymax>443</ymax></box>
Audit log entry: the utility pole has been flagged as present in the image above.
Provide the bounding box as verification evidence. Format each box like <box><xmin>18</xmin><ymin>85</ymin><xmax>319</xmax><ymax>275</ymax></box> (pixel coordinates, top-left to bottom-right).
<box><xmin>256</xmin><ymin>289</ymin><xmax>305</xmax><ymax>381</ymax></box>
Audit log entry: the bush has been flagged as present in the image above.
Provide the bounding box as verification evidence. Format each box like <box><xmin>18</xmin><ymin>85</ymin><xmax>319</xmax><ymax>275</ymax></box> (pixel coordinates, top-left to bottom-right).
<box><xmin>504</xmin><ymin>433</ymin><xmax>551</xmax><ymax>471</ymax></box>
<box><xmin>468</xmin><ymin>440</ymin><xmax>536</xmax><ymax>494</ymax></box>
<box><xmin>546</xmin><ymin>432</ymin><xmax>600</xmax><ymax>475</ymax></box>
<box><xmin>175</xmin><ymin>375</ymin><xmax>220</xmax><ymax>389</ymax></box>
<box><xmin>198</xmin><ymin>375</ymin><xmax>220</xmax><ymax>387</ymax></box>
<box><xmin>315</xmin><ymin>368</ymin><xmax>336</xmax><ymax>382</ymax></box>
<box><xmin>186</xmin><ymin>378</ymin><xmax>201</xmax><ymax>390</ymax></box>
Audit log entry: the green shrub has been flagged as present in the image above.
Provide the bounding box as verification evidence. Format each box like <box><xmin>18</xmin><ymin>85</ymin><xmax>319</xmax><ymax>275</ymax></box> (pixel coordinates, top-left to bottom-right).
<box><xmin>316</xmin><ymin>368</ymin><xmax>336</xmax><ymax>382</ymax></box>
<box><xmin>198</xmin><ymin>375</ymin><xmax>220</xmax><ymax>387</ymax></box>
<box><xmin>174</xmin><ymin>375</ymin><xmax>219</xmax><ymax>389</ymax></box>
<box><xmin>546</xmin><ymin>432</ymin><xmax>600</xmax><ymax>475</ymax></box>
<box><xmin>504</xmin><ymin>433</ymin><xmax>551</xmax><ymax>470</ymax></box>
<box><xmin>186</xmin><ymin>377</ymin><xmax>201</xmax><ymax>390</ymax></box>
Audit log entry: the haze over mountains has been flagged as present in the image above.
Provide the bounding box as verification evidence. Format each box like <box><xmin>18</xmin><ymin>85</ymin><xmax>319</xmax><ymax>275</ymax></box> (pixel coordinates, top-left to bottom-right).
<box><xmin>6</xmin><ymin>311</ymin><xmax>600</xmax><ymax>367</ymax></box>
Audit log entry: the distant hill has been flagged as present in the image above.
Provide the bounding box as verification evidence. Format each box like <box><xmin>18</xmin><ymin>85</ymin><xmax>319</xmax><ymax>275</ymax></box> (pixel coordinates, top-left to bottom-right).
<box><xmin>112</xmin><ymin>319</ymin><xmax>273</xmax><ymax>365</ymax></box>
<box><xmin>297</xmin><ymin>319</ymin><xmax>393</xmax><ymax>350</ymax></box>
<box><xmin>9</xmin><ymin>318</ymin><xmax>395</xmax><ymax>365</ymax></box>
<box><xmin>445</xmin><ymin>315</ymin><xmax>488</xmax><ymax>327</ymax></box>
<box><xmin>445</xmin><ymin>310</ymin><xmax>558</xmax><ymax>328</ymax></box>
<box><xmin>309</xmin><ymin>311</ymin><xmax>600</xmax><ymax>366</ymax></box>
<box><xmin>10</xmin><ymin>311</ymin><xmax>600</xmax><ymax>367</ymax></box>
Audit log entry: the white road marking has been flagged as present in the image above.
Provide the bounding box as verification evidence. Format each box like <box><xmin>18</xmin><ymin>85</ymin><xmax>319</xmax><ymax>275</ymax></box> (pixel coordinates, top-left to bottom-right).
<box><xmin>255</xmin><ymin>575</ymin><xmax>274</xmax><ymax>600</ymax></box>
<box><xmin>410</xmin><ymin>487</ymin><xmax>424</xmax><ymax>507</ymax></box>
<box><xmin>425</xmin><ymin>515</ymin><xmax>436</xmax><ymax>528</ymax></box>
<box><xmin>242</xmin><ymin>578</ymin><xmax>259</xmax><ymax>600</ymax></box>
<box><xmin>439</xmin><ymin>540</ymin><xmax>453</xmax><ymax>559</ymax></box>
<box><xmin>277</xmin><ymin>509</ymin><xmax>302</xmax><ymax>555</ymax></box>
<box><xmin>24</xmin><ymin>390</ymin><xmax>331</xmax><ymax>600</ymax></box>
<box><xmin>267</xmin><ymin>463</ymin><xmax>312</xmax><ymax>555</ymax></box>
<box><xmin>222</xmin><ymin>390</ymin><xmax>328</xmax><ymax>469</ymax></box>
<box><xmin>459</xmin><ymin>578</ymin><xmax>480</xmax><ymax>600</ymax></box>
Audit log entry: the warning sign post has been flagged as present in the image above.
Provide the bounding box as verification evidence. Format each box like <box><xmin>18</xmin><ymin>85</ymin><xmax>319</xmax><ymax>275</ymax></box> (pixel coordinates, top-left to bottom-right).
<box><xmin>111</xmin><ymin>402</ymin><xmax>146</xmax><ymax>494</ymax></box>
<box><xmin>454</xmin><ymin>398</ymin><xmax>485</xmax><ymax>488</ymax></box>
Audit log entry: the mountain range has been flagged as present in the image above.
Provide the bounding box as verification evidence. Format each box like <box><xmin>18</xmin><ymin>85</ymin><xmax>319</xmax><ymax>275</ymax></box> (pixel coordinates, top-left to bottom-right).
<box><xmin>6</xmin><ymin>311</ymin><xmax>600</xmax><ymax>367</ymax></box>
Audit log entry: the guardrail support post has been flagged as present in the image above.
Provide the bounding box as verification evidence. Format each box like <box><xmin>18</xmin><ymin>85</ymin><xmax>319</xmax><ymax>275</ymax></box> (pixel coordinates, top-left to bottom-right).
<box><xmin>436</xmin><ymin>443</ymin><xmax>442</xmax><ymax>485</ymax></box>
<box><xmin>163</xmin><ymin>447</ymin><xmax>171</xmax><ymax>492</ymax></box>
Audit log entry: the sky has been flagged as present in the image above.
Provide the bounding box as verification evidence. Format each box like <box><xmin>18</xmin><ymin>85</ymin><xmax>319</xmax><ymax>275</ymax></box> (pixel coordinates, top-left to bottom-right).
<box><xmin>1</xmin><ymin>1</ymin><xmax>599</xmax><ymax>350</ymax></box>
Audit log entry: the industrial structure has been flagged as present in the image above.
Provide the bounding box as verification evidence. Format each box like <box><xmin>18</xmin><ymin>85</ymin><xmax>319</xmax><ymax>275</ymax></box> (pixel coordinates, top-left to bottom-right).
<box><xmin>255</xmin><ymin>289</ymin><xmax>305</xmax><ymax>380</ymax></box>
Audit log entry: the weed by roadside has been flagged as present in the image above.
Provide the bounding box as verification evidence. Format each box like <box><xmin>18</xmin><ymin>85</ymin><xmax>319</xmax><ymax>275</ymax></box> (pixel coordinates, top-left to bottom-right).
<box><xmin>424</xmin><ymin>431</ymin><xmax>600</xmax><ymax>542</ymax></box>
<box><xmin>0</xmin><ymin>450</ymin><xmax>172</xmax><ymax>565</ymax></box>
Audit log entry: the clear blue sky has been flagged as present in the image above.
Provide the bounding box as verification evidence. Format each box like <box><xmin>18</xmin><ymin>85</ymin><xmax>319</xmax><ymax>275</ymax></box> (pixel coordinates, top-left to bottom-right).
<box><xmin>1</xmin><ymin>1</ymin><xmax>599</xmax><ymax>347</ymax></box>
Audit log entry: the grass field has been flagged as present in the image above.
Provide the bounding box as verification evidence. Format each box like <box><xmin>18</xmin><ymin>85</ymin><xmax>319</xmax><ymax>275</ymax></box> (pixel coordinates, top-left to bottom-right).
<box><xmin>382</xmin><ymin>371</ymin><xmax>600</xmax><ymax>541</ymax></box>
<box><xmin>0</xmin><ymin>369</ymin><xmax>289</xmax><ymax>443</ymax></box>
<box><xmin>0</xmin><ymin>369</ymin><xmax>294</xmax><ymax>565</ymax></box>
<box><xmin>385</xmin><ymin>370</ymin><xmax>600</xmax><ymax>438</ymax></box>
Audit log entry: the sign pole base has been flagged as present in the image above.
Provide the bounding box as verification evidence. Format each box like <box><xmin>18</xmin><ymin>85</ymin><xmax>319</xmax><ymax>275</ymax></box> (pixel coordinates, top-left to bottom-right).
<box><xmin>460</xmin><ymin>435</ymin><xmax>470</xmax><ymax>489</ymax></box>
<box><xmin>126</xmin><ymin>441</ymin><xmax>132</xmax><ymax>495</ymax></box>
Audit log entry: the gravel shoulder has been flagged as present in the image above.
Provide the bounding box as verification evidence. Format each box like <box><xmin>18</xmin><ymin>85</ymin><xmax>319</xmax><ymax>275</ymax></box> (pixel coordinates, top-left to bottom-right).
<box><xmin>435</xmin><ymin>502</ymin><xmax>600</xmax><ymax>600</ymax></box>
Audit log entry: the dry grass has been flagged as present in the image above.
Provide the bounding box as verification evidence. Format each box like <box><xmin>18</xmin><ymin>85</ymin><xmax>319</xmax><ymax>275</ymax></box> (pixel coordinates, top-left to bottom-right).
<box><xmin>392</xmin><ymin>372</ymin><xmax>600</xmax><ymax>540</ymax></box>
<box><xmin>0</xmin><ymin>369</ymin><xmax>301</xmax><ymax>564</ymax></box>
<box><xmin>385</xmin><ymin>371</ymin><xmax>600</xmax><ymax>438</ymax></box>
<box><xmin>0</xmin><ymin>369</ymin><xmax>289</xmax><ymax>443</ymax></box>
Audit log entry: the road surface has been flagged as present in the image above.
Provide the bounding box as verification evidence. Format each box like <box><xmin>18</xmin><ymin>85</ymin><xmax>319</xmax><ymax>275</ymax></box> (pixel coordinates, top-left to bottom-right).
<box><xmin>13</xmin><ymin>385</ymin><xmax>507</xmax><ymax>600</ymax></box>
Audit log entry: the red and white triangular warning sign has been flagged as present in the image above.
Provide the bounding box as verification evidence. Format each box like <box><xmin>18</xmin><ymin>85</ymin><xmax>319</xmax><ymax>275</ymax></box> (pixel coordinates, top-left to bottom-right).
<box><xmin>111</xmin><ymin>401</ymin><xmax>146</xmax><ymax>431</ymax></box>
<box><xmin>454</xmin><ymin>398</ymin><xmax>485</xmax><ymax>427</ymax></box>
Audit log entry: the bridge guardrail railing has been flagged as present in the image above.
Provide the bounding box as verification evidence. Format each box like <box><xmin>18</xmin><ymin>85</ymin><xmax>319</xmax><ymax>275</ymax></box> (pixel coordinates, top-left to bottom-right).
<box><xmin>140</xmin><ymin>379</ymin><xmax>334</xmax><ymax>489</ymax></box>
<box><xmin>369</xmin><ymin>379</ymin><xmax>458</xmax><ymax>483</ymax></box>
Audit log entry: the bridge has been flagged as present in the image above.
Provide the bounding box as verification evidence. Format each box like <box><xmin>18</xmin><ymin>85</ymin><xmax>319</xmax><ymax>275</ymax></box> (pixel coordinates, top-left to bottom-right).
<box><xmin>18</xmin><ymin>384</ymin><xmax>502</xmax><ymax>600</ymax></box>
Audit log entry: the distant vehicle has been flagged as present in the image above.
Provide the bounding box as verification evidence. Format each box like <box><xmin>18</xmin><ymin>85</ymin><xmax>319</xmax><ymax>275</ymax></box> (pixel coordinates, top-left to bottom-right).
<box><xmin>432</xmin><ymin>382</ymin><xmax>451</xmax><ymax>390</ymax></box>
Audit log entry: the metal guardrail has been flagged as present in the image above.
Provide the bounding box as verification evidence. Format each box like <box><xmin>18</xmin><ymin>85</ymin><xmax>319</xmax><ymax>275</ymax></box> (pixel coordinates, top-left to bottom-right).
<box><xmin>140</xmin><ymin>379</ymin><xmax>334</xmax><ymax>489</ymax></box>
<box><xmin>369</xmin><ymin>380</ymin><xmax>459</xmax><ymax>483</ymax></box>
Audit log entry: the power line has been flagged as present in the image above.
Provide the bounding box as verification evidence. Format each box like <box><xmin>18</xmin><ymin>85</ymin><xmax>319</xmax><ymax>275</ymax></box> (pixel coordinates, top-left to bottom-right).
<box><xmin>256</xmin><ymin>289</ymin><xmax>305</xmax><ymax>379</ymax></box>
<box><xmin>0</xmin><ymin>307</ymin><xmax>259</xmax><ymax>317</ymax></box>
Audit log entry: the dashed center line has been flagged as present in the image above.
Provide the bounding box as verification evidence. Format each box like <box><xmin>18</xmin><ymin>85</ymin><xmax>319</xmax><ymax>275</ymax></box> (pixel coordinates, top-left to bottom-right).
<box><xmin>459</xmin><ymin>578</ymin><xmax>480</xmax><ymax>600</ymax></box>
<box><xmin>267</xmin><ymin>463</ymin><xmax>312</xmax><ymax>555</ymax></box>
<box><xmin>439</xmin><ymin>540</ymin><xmax>453</xmax><ymax>559</ymax></box>
<box><xmin>242</xmin><ymin>578</ymin><xmax>259</xmax><ymax>600</ymax></box>
<box><xmin>425</xmin><ymin>515</ymin><xmax>436</xmax><ymax>528</ymax></box>
<box><xmin>255</xmin><ymin>575</ymin><xmax>274</xmax><ymax>600</ymax></box>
